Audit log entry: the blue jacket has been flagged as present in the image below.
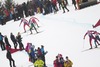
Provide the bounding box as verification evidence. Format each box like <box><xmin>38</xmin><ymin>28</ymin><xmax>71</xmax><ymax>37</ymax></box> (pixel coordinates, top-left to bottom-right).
<box><xmin>0</xmin><ymin>34</ymin><xmax>3</xmax><ymax>41</ymax></box>
<box><xmin>30</xmin><ymin>47</ymin><xmax>35</xmax><ymax>58</ymax></box>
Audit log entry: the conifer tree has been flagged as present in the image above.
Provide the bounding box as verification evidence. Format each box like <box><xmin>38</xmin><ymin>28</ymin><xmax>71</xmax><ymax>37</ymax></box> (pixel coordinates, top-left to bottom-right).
<box><xmin>5</xmin><ymin>0</ymin><xmax>14</xmax><ymax>11</ymax></box>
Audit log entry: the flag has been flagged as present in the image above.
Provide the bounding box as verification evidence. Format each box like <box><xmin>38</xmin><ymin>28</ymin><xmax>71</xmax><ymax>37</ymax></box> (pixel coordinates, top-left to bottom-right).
<box><xmin>93</xmin><ymin>19</ymin><xmax>100</xmax><ymax>28</ymax></box>
<box><xmin>6</xmin><ymin>45</ymin><xmax>20</xmax><ymax>54</ymax></box>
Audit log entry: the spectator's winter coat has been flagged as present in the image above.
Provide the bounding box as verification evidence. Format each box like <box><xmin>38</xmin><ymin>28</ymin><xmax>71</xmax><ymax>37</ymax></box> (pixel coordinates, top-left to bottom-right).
<box><xmin>37</xmin><ymin>47</ymin><xmax>42</xmax><ymax>56</ymax></box>
<box><xmin>16</xmin><ymin>34</ymin><xmax>22</xmax><ymax>43</ymax></box>
<box><xmin>16</xmin><ymin>32</ymin><xmax>24</xmax><ymax>50</ymax></box>
<box><xmin>4</xmin><ymin>36</ymin><xmax>11</xmax><ymax>47</ymax></box>
<box><xmin>0</xmin><ymin>33</ymin><xmax>3</xmax><ymax>41</ymax></box>
<box><xmin>41</xmin><ymin>47</ymin><xmax>45</xmax><ymax>55</ymax></box>
<box><xmin>6</xmin><ymin>50</ymin><xmax>12</xmax><ymax>59</ymax></box>
<box><xmin>53</xmin><ymin>59</ymin><xmax>60</xmax><ymax>67</ymax></box>
<box><xmin>10</xmin><ymin>33</ymin><xmax>17</xmax><ymax>43</ymax></box>
<box><xmin>30</xmin><ymin>46</ymin><xmax>35</xmax><ymax>58</ymax></box>
<box><xmin>34</xmin><ymin>59</ymin><xmax>44</xmax><ymax>67</ymax></box>
<box><xmin>10</xmin><ymin>33</ymin><xmax>18</xmax><ymax>49</ymax></box>
<box><xmin>72</xmin><ymin>0</ymin><xmax>76</xmax><ymax>5</ymax></box>
<box><xmin>0</xmin><ymin>33</ymin><xmax>5</xmax><ymax>50</ymax></box>
<box><xmin>4</xmin><ymin>9</ymin><xmax>9</xmax><ymax>17</ymax></box>
<box><xmin>6</xmin><ymin>50</ymin><xmax>16</xmax><ymax>67</ymax></box>
<box><xmin>25</xmin><ymin>43</ymin><xmax>31</xmax><ymax>53</ymax></box>
<box><xmin>64</xmin><ymin>60</ymin><xmax>73</xmax><ymax>67</ymax></box>
<box><xmin>52</xmin><ymin>0</ymin><xmax>57</xmax><ymax>5</ymax></box>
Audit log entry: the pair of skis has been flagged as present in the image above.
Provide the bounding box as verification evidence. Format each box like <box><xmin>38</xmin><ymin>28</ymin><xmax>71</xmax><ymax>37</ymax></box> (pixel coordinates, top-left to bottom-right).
<box><xmin>82</xmin><ymin>47</ymin><xmax>100</xmax><ymax>52</ymax></box>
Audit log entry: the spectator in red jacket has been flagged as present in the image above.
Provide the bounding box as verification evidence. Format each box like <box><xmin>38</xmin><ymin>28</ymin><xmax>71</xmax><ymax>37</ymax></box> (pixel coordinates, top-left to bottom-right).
<box><xmin>53</xmin><ymin>56</ymin><xmax>60</xmax><ymax>67</ymax></box>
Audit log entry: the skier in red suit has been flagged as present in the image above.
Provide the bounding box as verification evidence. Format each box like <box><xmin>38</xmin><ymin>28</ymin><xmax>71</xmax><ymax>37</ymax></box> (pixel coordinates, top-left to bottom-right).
<box><xmin>92</xmin><ymin>19</ymin><xmax>100</xmax><ymax>28</ymax></box>
<box><xmin>29</xmin><ymin>17</ymin><xmax>40</xmax><ymax>34</ymax></box>
<box><xmin>83</xmin><ymin>30</ymin><xmax>100</xmax><ymax>49</ymax></box>
<box><xmin>29</xmin><ymin>17</ymin><xmax>40</xmax><ymax>28</ymax></box>
<box><xmin>19</xmin><ymin>18</ymin><xmax>30</xmax><ymax>33</ymax></box>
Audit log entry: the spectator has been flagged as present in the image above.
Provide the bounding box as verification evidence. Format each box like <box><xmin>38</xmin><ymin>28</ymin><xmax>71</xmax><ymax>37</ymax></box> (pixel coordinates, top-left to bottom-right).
<box><xmin>16</xmin><ymin>32</ymin><xmax>24</xmax><ymax>50</ymax></box>
<box><xmin>6</xmin><ymin>49</ymin><xmax>16</xmax><ymax>67</ymax></box>
<box><xmin>30</xmin><ymin>44</ymin><xmax>36</xmax><ymax>63</ymax></box>
<box><xmin>41</xmin><ymin>45</ymin><xmax>48</xmax><ymax>67</ymax></box>
<box><xmin>4</xmin><ymin>35</ymin><xmax>11</xmax><ymax>49</ymax></box>
<box><xmin>61</xmin><ymin>0</ymin><xmax>69</xmax><ymax>13</ymax></box>
<box><xmin>34</xmin><ymin>56</ymin><xmax>44</xmax><ymax>67</ymax></box>
<box><xmin>72</xmin><ymin>0</ymin><xmax>77</xmax><ymax>10</ymax></box>
<box><xmin>0</xmin><ymin>32</ymin><xmax>5</xmax><ymax>51</ymax></box>
<box><xmin>10</xmin><ymin>33</ymin><xmax>18</xmax><ymax>49</ymax></box>
<box><xmin>64</xmin><ymin>56</ymin><xmax>73</xmax><ymax>67</ymax></box>
<box><xmin>53</xmin><ymin>56</ymin><xmax>60</xmax><ymax>67</ymax></box>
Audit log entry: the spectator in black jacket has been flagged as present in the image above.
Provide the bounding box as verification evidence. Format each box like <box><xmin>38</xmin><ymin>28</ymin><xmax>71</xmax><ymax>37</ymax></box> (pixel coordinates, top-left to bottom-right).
<box><xmin>10</xmin><ymin>33</ymin><xmax>18</xmax><ymax>49</ymax></box>
<box><xmin>72</xmin><ymin>0</ymin><xmax>77</xmax><ymax>10</ymax></box>
<box><xmin>82</xmin><ymin>0</ymin><xmax>88</xmax><ymax>3</ymax></box>
<box><xmin>6</xmin><ymin>49</ymin><xmax>16</xmax><ymax>67</ymax></box>
<box><xmin>22</xmin><ymin>2</ymin><xmax>29</xmax><ymax>17</ymax></box>
<box><xmin>16</xmin><ymin>32</ymin><xmax>24</xmax><ymax>50</ymax></box>
<box><xmin>4</xmin><ymin>35</ymin><xmax>11</xmax><ymax>48</ymax></box>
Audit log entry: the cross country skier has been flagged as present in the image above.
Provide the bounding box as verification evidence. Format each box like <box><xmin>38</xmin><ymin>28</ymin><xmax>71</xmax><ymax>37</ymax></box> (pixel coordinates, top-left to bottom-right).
<box><xmin>29</xmin><ymin>17</ymin><xmax>39</xmax><ymax>34</ymax></box>
<box><xmin>19</xmin><ymin>18</ymin><xmax>30</xmax><ymax>33</ymax></box>
<box><xmin>94</xmin><ymin>31</ymin><xmax>100</xmax><ymax>46</ymax></box>
<box><xmin>29</xmin><ymin>21</ymin><xmax>39</xmax><ymax>34</ymax></box>
<box><xmin>29</xmin><ymin>17</ymin><xmax>40</xmax><ymax>28</ymax></box>
<box><xmin>83</xmin><ymin>30</ymin><xmax>100</xmax><ymax>49</ymax></box>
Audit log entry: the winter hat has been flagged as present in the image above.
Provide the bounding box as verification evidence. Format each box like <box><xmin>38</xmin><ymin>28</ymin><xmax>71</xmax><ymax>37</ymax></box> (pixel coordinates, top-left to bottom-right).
<box><xmin>66</xmin><ymin>56</ymin><xmax>68</xmax><ymax>59</ymax></box>
<box><xmin>41</xmin><ymin>45</ymin><xmax>44</xmax><ymax>47</ymax></box>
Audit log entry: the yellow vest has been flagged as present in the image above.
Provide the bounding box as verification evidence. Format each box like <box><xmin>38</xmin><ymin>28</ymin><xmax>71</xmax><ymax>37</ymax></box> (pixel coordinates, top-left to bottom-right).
<box><xmin>64</xmin><ymin>60</ymin><xmax>73</xmax><ymax>67</ymax></box>
<box><xmin>34</xmin><ymin>59</ymin><xmax>44</xmax><ymax>67</ymax></box>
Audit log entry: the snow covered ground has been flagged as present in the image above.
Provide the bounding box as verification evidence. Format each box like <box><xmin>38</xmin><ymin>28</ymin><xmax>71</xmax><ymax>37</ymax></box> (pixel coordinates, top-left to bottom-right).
<box><xmin>0</xmin><ymin>1</ymin><xmax>100</xmax><ymax>67</ymax></box>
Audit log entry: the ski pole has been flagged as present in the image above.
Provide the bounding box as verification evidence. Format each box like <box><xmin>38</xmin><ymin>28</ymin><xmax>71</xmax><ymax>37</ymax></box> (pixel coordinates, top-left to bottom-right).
<box><xmin>83</xmin><ymin>39</ymin><xmax>85</xmax><ymax>48</ymax></box>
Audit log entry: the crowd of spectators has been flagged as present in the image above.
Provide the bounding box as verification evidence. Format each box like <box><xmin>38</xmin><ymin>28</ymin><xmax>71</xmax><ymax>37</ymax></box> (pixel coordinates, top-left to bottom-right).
<box><xmin>0</xmin><ymin>0</ymin><xmax>78</xmax><ymax>25</ymax></box>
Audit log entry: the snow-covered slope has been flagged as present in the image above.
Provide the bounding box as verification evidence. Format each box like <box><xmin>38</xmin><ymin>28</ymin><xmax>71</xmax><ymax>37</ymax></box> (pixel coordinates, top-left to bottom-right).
<box><xmin>0</xmin><ymin>3</ymin><xmax>100</xmax><ymax>67</ymax></box>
